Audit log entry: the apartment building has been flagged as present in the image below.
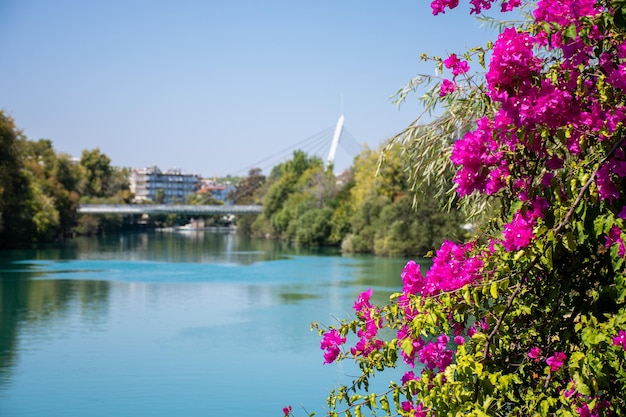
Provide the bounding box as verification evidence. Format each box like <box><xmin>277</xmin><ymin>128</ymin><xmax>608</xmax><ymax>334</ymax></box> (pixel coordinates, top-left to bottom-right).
<box><xmin>130</xmin><ymin>166</ymin><xmax>199</xmax><ymax>203</ymax></box>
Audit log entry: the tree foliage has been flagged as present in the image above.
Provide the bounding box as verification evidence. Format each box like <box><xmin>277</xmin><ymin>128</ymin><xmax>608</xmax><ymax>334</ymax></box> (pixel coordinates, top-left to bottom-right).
<box><xmin>0</xmin><ymin>112</ymin><xmax>36</xmax><ymax>246</ymax></box>
<box><xmin>0</xmin><ymin>111</ymin><xmax>131</xmax><ymax>247</ymax></box>
<box><xmin>289</xmin><ymin>1</ymin><xmax>626</xmax><ymax>416</ymax></box>
<box><xmin>245</xmin><ymin>144</ymin><xmax>464</xmax><ymax>256</ymax></box>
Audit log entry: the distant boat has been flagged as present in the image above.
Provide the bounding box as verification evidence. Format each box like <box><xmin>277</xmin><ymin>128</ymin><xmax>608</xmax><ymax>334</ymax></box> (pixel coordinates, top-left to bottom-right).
<box><xmin>175</xmin><ymin>218</ymin><xmax>205</xmax><ymax>231</ymax></box>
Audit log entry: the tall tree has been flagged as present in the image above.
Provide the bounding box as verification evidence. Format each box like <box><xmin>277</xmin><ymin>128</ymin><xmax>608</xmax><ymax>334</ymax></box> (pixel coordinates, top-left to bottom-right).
<box><xmin>0</xmin><ymin>112</ymin><xmax>35</xmax><ymax>247</ymax></box>
<box><xmin>80</xmin><ymin>148</ymin><xmax>113</xmax><ymax>199</ymax></box>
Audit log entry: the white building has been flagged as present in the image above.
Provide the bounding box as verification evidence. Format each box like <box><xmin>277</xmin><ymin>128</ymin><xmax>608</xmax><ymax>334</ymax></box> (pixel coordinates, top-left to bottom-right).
<box><xmin>130</xmin><ymin>166</ymin><xmax>199</xmax><ymax>203</ymax></box>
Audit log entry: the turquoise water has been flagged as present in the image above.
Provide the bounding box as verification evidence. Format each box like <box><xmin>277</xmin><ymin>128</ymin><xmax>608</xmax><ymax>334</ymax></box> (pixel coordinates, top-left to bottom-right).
<box><xmin>0</xmin><ymin>232</ymin><xmax>413</xmax><ymax>417</ymax></box>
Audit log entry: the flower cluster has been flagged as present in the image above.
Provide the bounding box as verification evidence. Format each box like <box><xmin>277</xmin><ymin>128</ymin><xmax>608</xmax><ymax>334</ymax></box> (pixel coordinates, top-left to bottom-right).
<box><xmin>450</xmin><ymin>116</ymin><xmax>508</xmax><ymax>196</ymax></box>
<box><xmin>534</xmin><ymin>0</ymin><xmax>602</xmax><ymax>57</ymax></box>
<box><xmin>401</xmin><ymin>400</ymin><xmax>427</xmax><ymax>417</ymax></box>
<box><xmin>596</xmin><ymin>147</ymin><xmax>626</xmax><ymax>203</ymax></box>
<box><xmin>546</xmin><ymin>351</ymin><xmax>567</xmax><ymax>372</ymax></box>
<box><xmin>400</xmin><ymin>241</ymin><xmax>483</xmax><ymax>299</ymax></box>
<box><xmin>320</xmin><ymin>329</ymin><xmax>346</xmax><ymax>364</ymax></box>
<box><xmin>486</xmin><ymin>27</ymin><xmax>542</xmax><ymax>102</ymax></box>
<box><xmin>311</xmin><ymin>1</ymin><xmax>626</xmax><ymax>416</ymax></box>
<box><xmin>430</xmin><ymin>0</ymin><xmax>461</xmax><ymax>15</ymax></box>
<box><xmin>605</xmin><ymin>225</ymin><xmax>626</xmax><ymax>257</ymax></box>
<box><xmin>528</xmin><ymin>346</ymin><xmax>541</xmax><ymax>362</ymax></box>
<box><xmin>418</xmin><ymin>334</ymin><xmax>454</xmax><ymax>372</ymax></box>
<box><xmin>613</xmin><ymin>330</ymin><xmax>626</xmax><ymax>350</ymax></box>
<box><xmin>430</xmin><ymin>0</ymin><xmax>521</xmax><ymax>15</ymax></box>
<box><xmin>350</xmin><ymin>288</ymin><xmax>385</xmax><ymax>357</ymax></box>
<box><xmin>392</xmin><ymin>243</ymin><xmax>484</xmax><ymax>371</ymax></box>
<box><xmin>439</xmin><ymin>53</ymin><xmax>471</xmax><ymax>97</ymax></box>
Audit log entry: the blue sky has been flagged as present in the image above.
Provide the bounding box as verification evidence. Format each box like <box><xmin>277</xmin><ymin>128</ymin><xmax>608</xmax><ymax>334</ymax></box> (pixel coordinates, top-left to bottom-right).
<box><xmin>0</xmin><ymin>0</ymin><xmax>506</xmax><ymax>177</ymax></box>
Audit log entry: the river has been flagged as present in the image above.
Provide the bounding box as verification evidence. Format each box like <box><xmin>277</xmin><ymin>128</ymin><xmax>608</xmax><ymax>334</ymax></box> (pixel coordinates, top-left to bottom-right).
<box><xmin>0</xmin><ymin>231</ymin><xmax>420</xmax><ymax>417</ymax></box>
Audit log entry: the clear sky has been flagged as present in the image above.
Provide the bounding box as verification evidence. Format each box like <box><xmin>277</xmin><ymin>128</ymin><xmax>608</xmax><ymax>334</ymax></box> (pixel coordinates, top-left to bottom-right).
<box><xmin>0</xmin><ymin>0</ymin><xmax>505</xmax><ymax>177</ymax></box>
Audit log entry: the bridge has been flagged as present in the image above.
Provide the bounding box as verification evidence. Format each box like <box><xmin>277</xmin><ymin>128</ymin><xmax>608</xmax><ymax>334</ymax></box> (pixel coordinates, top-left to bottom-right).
<box><xmin>79</xmin><ymin>116</ymin><xmax>360</xmax><ymax>218</ymax></box>
<box><xmin>77</xmin><ymin>204</ymin><xmax>263</xmax><ymax>215</ymax></box>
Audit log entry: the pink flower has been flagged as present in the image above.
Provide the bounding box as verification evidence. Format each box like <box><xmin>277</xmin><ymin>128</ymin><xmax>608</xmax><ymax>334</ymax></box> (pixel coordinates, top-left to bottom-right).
<box><xmin>401</xmin><ymin>370</ymin><xmax>418</xmax><ymax>385</ymax></box>
<box><xmin>605</xmin><ymin>225</ymin><xmax>626</xmax><ymax>257</ymax></box>
<box><xmin>528</xmin><ymin>347</ymin><xmax>541</xmax><ymax>362</ymax></box>
<box><xmin>469</xmin><ymin>0</ymin><xmax>495</xmax><ymax>14</ymax></box>
<box><xmin>562</xmin><ymin>381</ymin><xmax>576</xmax><ymax>398</ymax></box>
<box><xmin>430</xmin><ymin>0</ymin><xmax>459</xmax><ymax>15</ymax></box>
<box><xmin>350</xmin><ymin>337</ymin><xmax>384</xmax><ymax>358</ymax></box>
<box><xmin>546</xmin><ymin>155</ymin><xmax>564</xmax><ymax>170</ymax></box>
<box><xmin>596</xmin><ymin>148</ymin><xmax>626</xmax><ymax>202</ymax></box>
<box><xmin>502</xmin><ymin>211</ymin><xmax>535</xmax><ymax>251</ymax></box>
<box><xmin>486</xmin><ymin>28</ymin><xmax>542</xmax><ymax>101</ymax></box>
<box><xmin>353</xmin><ymin>288</ymin><xmax>372</xmax><ymax>314</ymax></box>
<box><xmin>578</xmin><ymin>403</ymin><xmax>598</xmax><ymax>417</ymax></box>
<box><xmin>454</xmin><ymin>335</ymin><xmax>465</xmax><ymax>345</ymax></box>
<box><xmin>422</xmin><ymin>241</ymin><xmax>484</xmax><ymax>296</ymax></box>
<box><xmin>320</xmin><ymin>329</ymin><xmax>346</xmax><ymax>364</ymax></box>
<box><xmin>397</xmin><ymin>332</ymin><xmax>425</xmax><ymax>367</ymax></box>
<box><xmin>418</xmin><ymin>334</ymin><xmax>454</xmax><ymax>372</ymax></box>
<box><xmin>282</xmin><ymin>406</ymin><xmax>292</xmax><ymax>416</ymax></box>
<box><xmin>444</xmin><ymin>53</ymin><xmax>470</xmax><ymax>76</ymax></box>
<box><xmin>401</xmin><ymin>261</ymin><xmax>425</xmax><ymax>295</ymax></box>
<box><xmin>451</xmin><ymin>116</ymin><xmax>508</xmax><ymax>196</ymax></box>
<box><xmin>500</xmin><ymin>0</ymin><xmax>521</xmax><ymax>12</ymax></box>
<box><xmin>596</xmin><ymin>164</ymin><xmax>620</xmax><ymax>202</ymax></box>
<box><xmin>439</xmin><ymin>79</ymin><xmax>457</xmax><ymax>96</ymax></box>
<box><xmin>546</xmin><ymin>351</ymin><xmax>567</xmax><ymax>371</ymax></box>
<box><xmin>402</xmin><ymin>401</ymin><xmax>428</xmax><ymax>417</ymax></box>
<box><xmin>613</xmin><ymin>330</ymin><xmax>626</xmax><ymax>350</ymax></box>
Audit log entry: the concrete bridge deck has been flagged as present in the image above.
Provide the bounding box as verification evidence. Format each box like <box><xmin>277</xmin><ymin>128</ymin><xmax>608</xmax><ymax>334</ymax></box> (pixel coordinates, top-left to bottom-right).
<box><xmin>77</xmin><ymin>204</ymin><xmax>263</xmax><ymax>215</ymax></box>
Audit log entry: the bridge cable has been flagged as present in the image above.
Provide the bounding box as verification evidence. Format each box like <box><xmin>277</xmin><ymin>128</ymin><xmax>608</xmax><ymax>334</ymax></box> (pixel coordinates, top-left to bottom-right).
<box><xmin>230</xmin><ymin>126</ymin><xmax>334</xmax><ymax>176</ymax></box>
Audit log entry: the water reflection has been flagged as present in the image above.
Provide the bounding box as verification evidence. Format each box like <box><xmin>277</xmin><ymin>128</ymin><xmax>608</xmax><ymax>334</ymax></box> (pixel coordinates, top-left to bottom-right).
<box><xmin>0</xmin><ymin>260</ymin><xmax>110</xmax><ymax>390</ymax></box>
<box><xmin>0</xmin><ymin>232</ymin><xmax>419</xmax><ymax>416</ymax></box>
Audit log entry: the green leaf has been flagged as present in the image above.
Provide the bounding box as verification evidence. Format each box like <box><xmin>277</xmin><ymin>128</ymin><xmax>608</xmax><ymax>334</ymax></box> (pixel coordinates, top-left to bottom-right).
<box><xmin>367</xmin><ymin>393</ymin><xmax>376</xmax><ymax>409</ymax></box>
<box><xmin>475</xmin><ymin>362</ymin><xmax>484</xmax><ymax>377</ymax></box>
<box><xmin>401</xmin><ymin>337</ymin><xmax>414</xmax><ymax>357</ymax></box>
<box><xmin>593</xmin><ymin>216</ymin><xmax>607</xmax><ymax>237</ymax></box>
<box><xmin>568</xmin><ymin>351</ymin><xmax>585</xmax><ymax>368</ymax></box>
<box><xmin>463</xmin><ymin>286</ymin><xmax>471</xmax><ymax>305</ymax></box>
<box><xmin>563</xmin><ymin>24</ymin><xmax>577</xmax><ymax>41</ymax></box>
<box><xmin>490</xmin><ymin>281</ymin><xmax>498</xmax><ymax>299</ymax></box>
<box><xmin>581</xmin><ymin>327</ymin><xmax>605</xmax><ymax>346</ymax></box>
<box><xmin>380</xmin><ymin>395</ymin><xmax>390</xmax><ymax>414</ymax></box>
<box><xmin>564</xmin><ymin>231</ymin><xmax>576</xmax><ymax>252</ymax></box>
<box><xmin>573</xmin><ymin>373</ymin><xmax>591</xmax><ymax>396</ymax></box>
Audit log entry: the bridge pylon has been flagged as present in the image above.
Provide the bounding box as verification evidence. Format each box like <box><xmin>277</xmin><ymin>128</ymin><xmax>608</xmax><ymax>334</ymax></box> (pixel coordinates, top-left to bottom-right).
<box><xmin>326</xmin><ymin>114</ymin><xmax>344</xmax><ymax>169</ymax></box>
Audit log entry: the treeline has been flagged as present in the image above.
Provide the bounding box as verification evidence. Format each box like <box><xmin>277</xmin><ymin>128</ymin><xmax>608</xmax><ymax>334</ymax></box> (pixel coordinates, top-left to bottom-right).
<box><xmin>0</xmin><ymin>111</ymin><xmax>131</xmax><ymax>248</ymax></box>
<box><xmin>234</xmin><ymin>145</ymin><xmax>466</xmax><ymax>258</ymax></box>
<box><xmin>1</xmin><ymin>110</ymin><xmax>465</xmax><ymax>256</ymax></box>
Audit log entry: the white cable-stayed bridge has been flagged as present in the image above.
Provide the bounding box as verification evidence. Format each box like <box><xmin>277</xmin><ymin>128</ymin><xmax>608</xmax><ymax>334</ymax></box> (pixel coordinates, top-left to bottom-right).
<box><xmin>78</xmin><ymin>116</ymin><xmax>362</xmax><ymax>216</ymax></box>
<box><xmin>228</xmin><ymin>114</ymin><xmax>362</xmax><ymax>178</ymax></box>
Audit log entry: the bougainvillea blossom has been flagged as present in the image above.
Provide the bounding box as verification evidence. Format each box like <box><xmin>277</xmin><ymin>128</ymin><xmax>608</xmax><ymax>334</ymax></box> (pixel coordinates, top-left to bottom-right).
<box><xmin>546</xmin><ymin>352</ymin><xmax>567</xmax><ymax>371</ymax></box>
<box><xmin>312</xmin><ymin>0</ymin><xmax>626</xmax><ymax>415</ymax></box>
<box><xmin>486</xmin><ymin>27</ymin><xmax>542</xmax><ymax>102</ymax></box>
<box><xmin>443</xmin><ymin>53</ymin><xmax>470</xmax><ymax>76</ymax></box>
<box><xmin>528</xmin><ymin>347</ymin><xmax>541</xmax><ymax>362</ymax></box>
<box><xmin>613</xmin><ymin>330</ymin><xmax>626</xmax><ymax>350</ymax></box>
<box><xmin>605</xmin><ymin>225</ymin><xmax>626</xmax><ymax>257</ymax></box>
<box><xmin>320</xmin><ymin>329</ymin><xmax>346</xmax><ymax>364</ymax></box>
<box><xmin>430</xmin><ymin>0</ymin><xmax>460</xmax><ymax>15</ymax></box>
<box><xmin>439</xmin><ymin>78</ymin><xmax>457</xmax><ymax>96</ymax></box>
